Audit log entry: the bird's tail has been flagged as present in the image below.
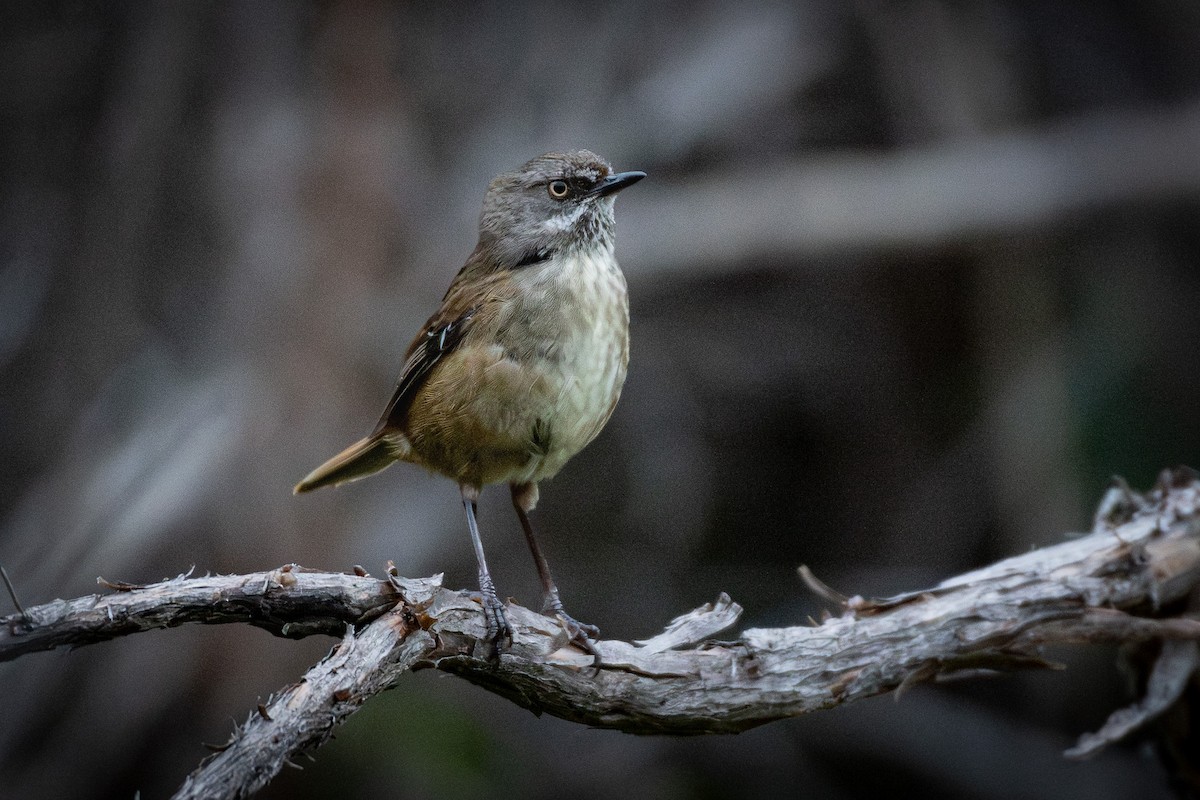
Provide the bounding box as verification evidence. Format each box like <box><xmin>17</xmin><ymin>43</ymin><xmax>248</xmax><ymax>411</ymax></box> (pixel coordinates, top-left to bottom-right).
<box><xmin>293</xmin><ymin>435</ymin><xmax>398</xmax><ymax>494</ymax></box>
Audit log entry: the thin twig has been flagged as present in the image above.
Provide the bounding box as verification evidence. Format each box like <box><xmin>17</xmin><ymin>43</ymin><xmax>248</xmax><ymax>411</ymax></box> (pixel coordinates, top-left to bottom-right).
<box><xmin>0</xmin><ymin>564</ymin><xmax>25</xmax><ymax>618</ymax></box>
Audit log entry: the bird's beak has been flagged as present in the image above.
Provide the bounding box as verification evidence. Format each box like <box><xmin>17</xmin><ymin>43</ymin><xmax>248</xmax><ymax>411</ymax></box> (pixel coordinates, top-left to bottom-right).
<box><xmin>592</xmin><ymin>170</ymin><xmax>646</xmax><ymax>197</ymax></box>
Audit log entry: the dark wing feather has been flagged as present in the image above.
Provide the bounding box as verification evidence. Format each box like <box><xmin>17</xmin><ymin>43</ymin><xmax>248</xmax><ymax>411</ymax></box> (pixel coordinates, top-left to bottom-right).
<box><xmin>371</xmin><ymin>243</ymin><xmax>509</xmax><ymax>434</ymax></box>
<box><xmin>372</xmin><ymin>305</ymin><xmax>476</xmax><ymax>434</ymax></box>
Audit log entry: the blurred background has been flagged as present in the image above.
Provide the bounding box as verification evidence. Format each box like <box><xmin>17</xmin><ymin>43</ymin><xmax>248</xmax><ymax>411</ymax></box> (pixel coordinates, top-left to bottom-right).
<box><xmin>3</xmin><ymin>1</ymin><xmax>1200</xmax><ymax>798</ymax></box>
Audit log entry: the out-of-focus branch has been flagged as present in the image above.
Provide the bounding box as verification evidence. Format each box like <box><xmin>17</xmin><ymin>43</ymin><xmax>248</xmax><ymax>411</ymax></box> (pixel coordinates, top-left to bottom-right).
<box><xmin>2</xmin><ymin>469</ymin><xmax>1198</xmax><ymax>800</ymax></box>
<box><xmin>623</xmin><ymin>101</ymin><xmax>1200</xmax><ymax>277</ymax></box>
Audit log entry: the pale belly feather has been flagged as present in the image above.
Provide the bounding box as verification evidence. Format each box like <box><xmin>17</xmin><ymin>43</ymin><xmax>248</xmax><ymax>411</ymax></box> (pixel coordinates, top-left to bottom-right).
<box><xmin>405</xmin><ymin>250</ymin><xmax>629</xmax><ymax>487</ymax></box>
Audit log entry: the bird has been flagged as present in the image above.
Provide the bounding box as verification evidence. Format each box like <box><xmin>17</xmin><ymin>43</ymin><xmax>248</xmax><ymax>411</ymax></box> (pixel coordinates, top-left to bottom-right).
<box><xmin>295</xmin><ymin>150</ymin><xmax>644</xmax><ymax>652</ymax></box>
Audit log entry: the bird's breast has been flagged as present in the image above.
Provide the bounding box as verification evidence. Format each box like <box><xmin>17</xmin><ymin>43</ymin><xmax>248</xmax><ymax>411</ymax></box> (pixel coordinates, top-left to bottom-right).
<box><xmin>502</xmin><ymin>249</ymin><xmax>630</xmax><ymax>470</ymax></box>
<box><xmin>405</xmin><ymin>248</ymin><xmax>629</xmax><ymax>487</ymax></box>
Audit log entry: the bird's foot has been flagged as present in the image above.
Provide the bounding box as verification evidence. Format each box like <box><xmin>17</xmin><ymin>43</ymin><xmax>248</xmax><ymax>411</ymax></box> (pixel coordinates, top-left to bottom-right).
<box><xmin>545</xmin><ymin>602</ymin><xmax>600</xmax><ymax>656</ymax></box>
<box><xmin>477</xmin><ymin>589</ymin><xmax>513</xmax><ymax>655</ymax></box>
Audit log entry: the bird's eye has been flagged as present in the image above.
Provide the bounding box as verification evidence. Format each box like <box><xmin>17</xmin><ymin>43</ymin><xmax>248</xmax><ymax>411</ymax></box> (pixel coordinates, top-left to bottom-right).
<box><xmin>548</xmin><ymin>179</ymin><xmax>570</xmax><ymax>200</ymax></box>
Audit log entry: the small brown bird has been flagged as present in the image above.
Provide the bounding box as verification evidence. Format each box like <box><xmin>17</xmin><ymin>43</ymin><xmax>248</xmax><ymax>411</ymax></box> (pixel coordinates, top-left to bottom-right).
<box><xmin>295</xmin><ymin>150</ymin><xmax>644</xmax><ymax>650</ymax></box>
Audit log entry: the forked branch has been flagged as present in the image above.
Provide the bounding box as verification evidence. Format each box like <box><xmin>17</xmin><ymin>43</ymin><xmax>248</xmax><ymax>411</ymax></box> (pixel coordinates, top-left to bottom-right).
<box><xmin>3</xmin><ymin>469</ymin><xmax>1199</xmax><ymax>800</ymax></box>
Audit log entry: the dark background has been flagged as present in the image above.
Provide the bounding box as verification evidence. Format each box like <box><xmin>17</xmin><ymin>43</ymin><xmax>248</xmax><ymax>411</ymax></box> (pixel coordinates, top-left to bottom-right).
<box><xmin>3</xmin><ymin>2</ymin><xmax>1199</xmax><ymax>798</ymax></box>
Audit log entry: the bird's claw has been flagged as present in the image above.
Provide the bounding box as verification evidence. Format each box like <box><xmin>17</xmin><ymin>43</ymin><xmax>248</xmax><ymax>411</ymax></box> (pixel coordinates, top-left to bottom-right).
<box><xmin>549</xmin><ymin>606</ymin><xmax>601</xmax><ymax>656</ymax></box>
<box><xmin>480</xmin><ymin>591</ymin><xmax>513</xmax><ymax>651</ymax></box>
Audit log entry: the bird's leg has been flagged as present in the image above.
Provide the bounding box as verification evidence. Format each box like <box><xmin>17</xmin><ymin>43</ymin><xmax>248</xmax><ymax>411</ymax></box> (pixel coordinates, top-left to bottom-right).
<box><xmin>510</xmin><ymin>482</ymin><xmax>600</xmax><ymax>652</ymax></box>
<box><xmin>461</xmin><ymin>484</ymin><xmax>512</xmax><ymax>648</ymax></box>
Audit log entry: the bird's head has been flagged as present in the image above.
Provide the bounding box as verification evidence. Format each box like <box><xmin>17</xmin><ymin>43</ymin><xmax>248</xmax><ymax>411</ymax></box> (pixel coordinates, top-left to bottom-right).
<box><xmin>477</xmin><ymin>150</ymin><xmax>645</xmax><ymax>268</ymax></box>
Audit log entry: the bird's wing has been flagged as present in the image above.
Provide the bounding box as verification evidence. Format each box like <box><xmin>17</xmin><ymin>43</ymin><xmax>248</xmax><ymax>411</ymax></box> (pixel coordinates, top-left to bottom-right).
<box><xmin>371</xmin><ymin>243</ymin><xmax>512</xmax><ymax>434</ymax></box>
<box><xmin>372</xmin><ymin>302</ymin><xmax>477</xmax><ymax>434</ymax></box>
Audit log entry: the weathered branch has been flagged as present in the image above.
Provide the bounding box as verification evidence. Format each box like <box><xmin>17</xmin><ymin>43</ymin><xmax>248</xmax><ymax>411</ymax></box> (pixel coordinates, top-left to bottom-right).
<box><xmin>0</xmin><ymin>566</ymin><xmax>403</xmax><ymax>661</ymax></box>
<box><xmin>3</xmin><ymin>469</ymin><xmax>1199</xmax><ymax>800</ymax></box>
<box><xmin>174</xmin><ymin>603</ymin><xmax>436</xmax><ymax>800</ymax></box>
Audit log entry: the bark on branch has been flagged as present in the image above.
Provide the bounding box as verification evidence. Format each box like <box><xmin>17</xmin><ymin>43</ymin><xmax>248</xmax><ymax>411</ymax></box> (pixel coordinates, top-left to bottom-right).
<box><xmin>3</xmin><ymin>469</ymin><xmax>1199</xmax><ymax>800</ymax></box>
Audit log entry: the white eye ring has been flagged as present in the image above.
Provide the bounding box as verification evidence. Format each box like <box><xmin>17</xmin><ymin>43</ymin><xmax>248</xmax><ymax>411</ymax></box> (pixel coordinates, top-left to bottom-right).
<box><xmin>548</xmin><ymin>179</ymin><xmax>570</xmax><ymax>199</ymax></box>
